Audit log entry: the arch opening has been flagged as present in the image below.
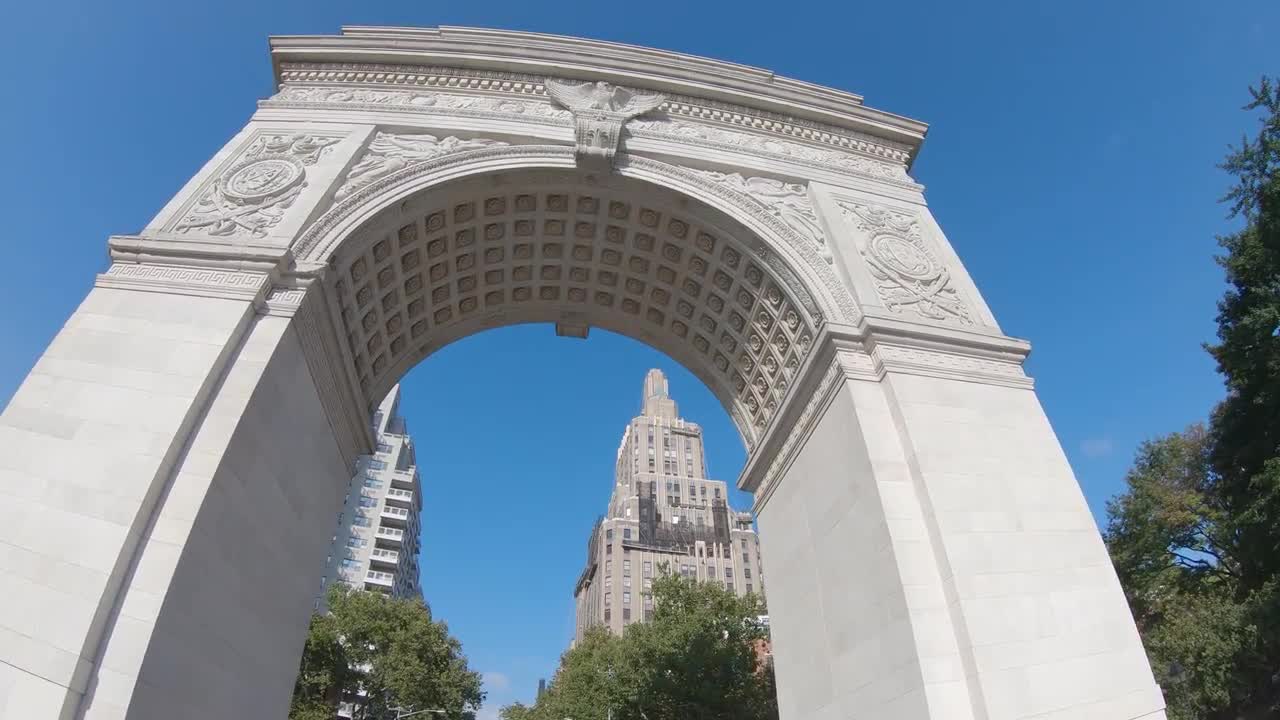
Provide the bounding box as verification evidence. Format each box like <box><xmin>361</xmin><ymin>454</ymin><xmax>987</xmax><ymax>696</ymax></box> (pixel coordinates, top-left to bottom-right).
<box><xmin>318</xmin><ymin>167</ymin><xmax>823</xmax><ymax>448</ymax></box>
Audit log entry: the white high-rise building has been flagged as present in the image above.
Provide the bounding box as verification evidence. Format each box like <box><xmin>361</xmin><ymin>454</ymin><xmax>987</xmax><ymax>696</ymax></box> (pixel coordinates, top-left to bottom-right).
<box><xmin>319</xmin><ymin>385</ymin><xmax>423</xmax><ymax>605</ymax></box>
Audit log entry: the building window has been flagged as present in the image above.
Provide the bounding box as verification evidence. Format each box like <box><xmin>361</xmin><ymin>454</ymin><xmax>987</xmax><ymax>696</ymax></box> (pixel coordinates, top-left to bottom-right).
<box><xmin>644</xmin><ymin>578</ymin><xmax>652</xmax><ymax>590</ymax></box>
<box><xmin>605</xmin><ymin>609</ymin><xmax>611</xmax><ymax>622</ymax></box>
<box><xmin>643</xmin><ymin>561</ymin><xmax>652</xmax><ymax>576</ymax></box>
<box><xmin>624</xmin><ymin>576</ymin><xmax>632</xmax><ymax>588</ymax></box>
<box><xmin>623</xmin><ymin>608</ymin><xmax>631</xmax><ymax>621</ymax></box>
<box><xmin>605</xmin><ymin>592</ymin><xmax>611</xmax><ymax>606</ymax></box>
<box><xmin>623</xmin><ymin>560</ymin><xmax>631</xmax><ymax>575</ymax></box>
<box><xmin>606</xmin><ymin>529</ymin><xmax>614</xmax><ymax>541</ymax></box>
<box><xmin>725</xmin><ymin>581</ymin><xmax>734</xmax><ymax>591</ymax></box>
<box><xmin>725</xmin><ymin>568</ymin><xmax>733</xmax><ymax>578</ymax></box>
<box><xmin>623</xmin><ymin>592</ymin><xmax>631</xmax><ymax>605</ymax></box>
<box><xmin>744</xmin><ymin>568</ymin><xmax>752</xmax><ymax>578</ymax></box>
<box><xmin>376</xmin><ymin>443</ymin><xmax>392</xmax><ymax>453</ymax></box>
<box><xmin>644</xmin><ymin>594</ymin><xmax>653</xmax><ymax>608</ymax></box>
<box><xmin>743</xmin><ymin>553</ymin><xmax>750</xmax><ymax>564</ymax></box>
<box><xmin>746</xmin><ymin>583</ymin><xmax>753</xmax><ymax>593</ymax></box>
<box><xmin>623</xmin><ymin>528</ymin><xmax>632</xmax><ymax>540</ymax></box>
<box><xmin>606</xmin><ymin>543</ymin><xmax>612</xmax><ymax>555</ymax></box>
<box><xmin>367</xmin><ymin>460</ymin><xmax>387</xmax><ymax>470</ymax></box>
<box><xmin>741</xmin><ymin>538</ymin><xmax>748</xmax><ymax>549</ymax></box>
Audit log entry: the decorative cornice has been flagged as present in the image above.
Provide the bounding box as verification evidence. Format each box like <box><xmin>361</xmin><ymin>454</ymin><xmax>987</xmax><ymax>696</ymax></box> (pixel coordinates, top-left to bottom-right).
<box><xmin>263</xmin><ymin>61</ymin><xmax>916</xmax><ymax>167</ymax></box>
<box><xmin>268</xmin><ymin>27</ymin><xmax>928</xmax><ymax>155</ymax></box>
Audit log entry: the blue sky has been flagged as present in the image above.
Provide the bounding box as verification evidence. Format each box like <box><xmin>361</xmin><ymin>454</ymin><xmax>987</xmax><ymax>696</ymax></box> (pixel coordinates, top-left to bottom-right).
<box><xmin>1</xmin><ymin>0</ymin><xmax>1275</xmax><ymax>713</ymax></box>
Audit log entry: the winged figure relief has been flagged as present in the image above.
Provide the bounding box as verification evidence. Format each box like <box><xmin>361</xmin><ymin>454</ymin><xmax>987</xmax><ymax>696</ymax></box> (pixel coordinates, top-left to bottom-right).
<box><xmin>545</xmin><ymin>79</ymin><xmax>666</xmax><ymax>118</ymax></box>
<box><xmin>336</xmin><ymin>133</ymin><xmax>508</xmax><ymax>200</ymax></box>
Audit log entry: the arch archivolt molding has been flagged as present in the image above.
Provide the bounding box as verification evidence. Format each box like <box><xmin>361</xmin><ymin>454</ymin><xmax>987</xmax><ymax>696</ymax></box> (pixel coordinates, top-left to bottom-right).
<box><xmin>300</xmin><ymin>147</ymin><xmax>843</xmax><ymax>447</ymax></box>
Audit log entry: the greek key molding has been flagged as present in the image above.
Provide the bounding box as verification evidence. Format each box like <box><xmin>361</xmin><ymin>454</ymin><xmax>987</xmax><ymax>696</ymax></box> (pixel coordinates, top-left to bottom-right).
<box><xmin>97</xmin><ymin>262</ymin><xmax>270</xmax><ymax>300</ymax></box>
<box><xmin>170</xmin><ymin>133</ymin><xmax>342</xmax><ymax>239</ymax></box>
<box><xmin>837</xmin><ymin>201</ymin><xmax>975</xmax><ymax>326</ymax></box>
<box><xmin>259</xmin><ymin>286</ymin><xmax>310</xmax><ymax>317</ymax></box>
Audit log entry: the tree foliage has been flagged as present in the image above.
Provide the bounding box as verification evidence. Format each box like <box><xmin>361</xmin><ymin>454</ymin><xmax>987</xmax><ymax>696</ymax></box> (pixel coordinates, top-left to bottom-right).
<box><xmin>1105</xmin><ymin>77</ymin><xmax>1280</xmax><ymax>720</ymax></box>
<box><xmin>504</xmin><ymin>574</ymin><xmax>776</xmax><ymax>720</ymax></box>
<box><xmin>289</xmin><ymin>584</ymin><xmax>485</xmax><ymax>720</ymax></box>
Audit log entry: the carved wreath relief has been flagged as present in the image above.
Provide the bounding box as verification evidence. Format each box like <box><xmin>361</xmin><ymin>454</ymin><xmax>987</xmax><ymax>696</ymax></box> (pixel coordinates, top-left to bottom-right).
<box><xmin>837</xmin><ymin>201</ymin><xmax>973</xmax><ymax>325</ymax></box>
<box><xmin>335</xmin><ymin>133</ymin><xmax>509</xmax><ymax>201</ymax></box>
<box><xmin>173</xmin><ymin>134</ymin><xmax>339</xmax><ymax>238</ymax></box>
<box><xmin>544</xmin><ymin>79</ymin><xmax>666</xmax><ymax>168</ymax></box>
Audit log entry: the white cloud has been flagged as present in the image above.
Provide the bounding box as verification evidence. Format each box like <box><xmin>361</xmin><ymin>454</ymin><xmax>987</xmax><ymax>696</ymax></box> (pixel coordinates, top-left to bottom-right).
<box><xmin>482</xmin><ymin>671</ymin><xmax>511</xmax><ymax>693</ymax></box>
<box><xmin>1080</xmin><ymin>436</ymin><xmax>1114</xmax><ymax>459</ymax></box>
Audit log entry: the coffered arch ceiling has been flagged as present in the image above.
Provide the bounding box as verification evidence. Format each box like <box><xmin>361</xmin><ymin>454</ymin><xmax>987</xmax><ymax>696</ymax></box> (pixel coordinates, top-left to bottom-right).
<box><xmin>319</xmin><ymin>167</ymin><xmax>826</xmax><ymax>448</ymax></box>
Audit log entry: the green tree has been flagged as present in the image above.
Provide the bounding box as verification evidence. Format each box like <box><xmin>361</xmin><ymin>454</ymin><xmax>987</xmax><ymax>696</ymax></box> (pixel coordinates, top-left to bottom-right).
<box><xmin>290</xmin><ymin>612</ymin><xmax>351</xmax><ymax>720</ymax></box>
<box><xmin>289</xmin><ymin>584</ymin><xmax>485</xmax><ymax>720</ymax></box>
<box><xmin>1208</xmin><ymin>75</ymin><xmax>1280</xmax><ymax>594</ymax></box>
<box><xmin>498</xmin><ymin>702</ymin><xmax>536</xmax><ymax>720</ymax></box>
<box><xmin>504</xmin><ymin>574</ymin><xmax>776</xmax><ymax>720</ymax></box>
<box><xmin>1104</xmin><ymin>427</ymin><xmax>1258</xmax><ymax>719</ymax></box>
<box><xmin>1104</xmin><ymin>77</ymin><xmax>1280</xmax><ymax>720</ymax></box>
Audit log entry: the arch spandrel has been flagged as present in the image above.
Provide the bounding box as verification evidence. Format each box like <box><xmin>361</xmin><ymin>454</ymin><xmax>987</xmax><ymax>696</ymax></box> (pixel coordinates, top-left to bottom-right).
<box><xmin>305</xmin><ymin>162</ymin><xmax>829</xmax><ymax>448</ymax></box>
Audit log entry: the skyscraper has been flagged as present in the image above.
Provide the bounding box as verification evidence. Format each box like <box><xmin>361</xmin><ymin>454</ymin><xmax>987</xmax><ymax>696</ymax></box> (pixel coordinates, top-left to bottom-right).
<box><xmin>318</xmin><ymin>385</ymin><xmax>423</xmax><ymax>606</ymax></box>
<box><xmin>573</xmin><ymin>370</ymin><xmax>764</xmax><ymax>640</ymax></box>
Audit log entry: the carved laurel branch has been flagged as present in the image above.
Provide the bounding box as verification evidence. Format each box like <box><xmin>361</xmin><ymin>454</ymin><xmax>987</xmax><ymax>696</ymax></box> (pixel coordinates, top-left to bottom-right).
<box><xmin>264</xmin><ymin>84</ymin><xmax>912</xmax><ymax>186</ymax></box>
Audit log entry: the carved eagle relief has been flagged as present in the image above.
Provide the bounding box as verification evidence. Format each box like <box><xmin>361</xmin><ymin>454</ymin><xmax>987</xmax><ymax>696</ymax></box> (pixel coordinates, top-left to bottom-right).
<box><xmin>544</xmin><ymin>79</ymin><xmax>665</xmax><ymax>118</ymax></box>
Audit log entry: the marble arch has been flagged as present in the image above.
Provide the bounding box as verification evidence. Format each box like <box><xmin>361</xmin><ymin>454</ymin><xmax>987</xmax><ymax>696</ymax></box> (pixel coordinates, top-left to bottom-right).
<box><xmin>0</xmin><ymin>26</ymin><xmax>1166</xmax><ymax>720</ymax></box>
